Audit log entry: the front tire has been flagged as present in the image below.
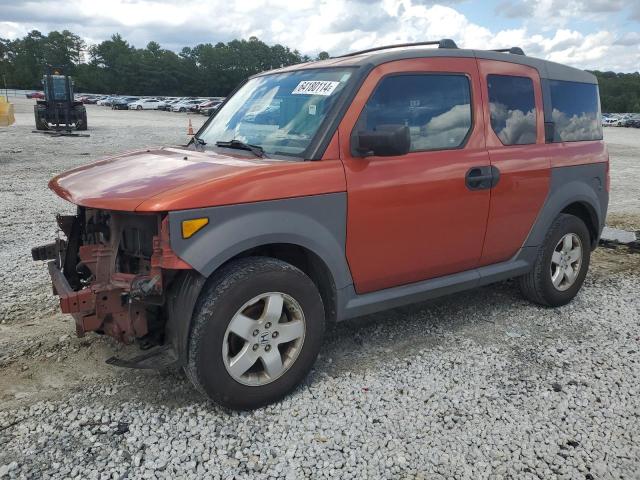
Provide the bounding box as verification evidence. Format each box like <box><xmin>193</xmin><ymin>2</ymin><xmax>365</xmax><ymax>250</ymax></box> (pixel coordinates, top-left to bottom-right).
<box><xmin>185</xmin><ymin>257</ymin><xmax>325</xmax><ymax>410</ymax></box>
<box><xmin>518</xmin><ymin>214</ymin><xmax>591</xmax><ymax>307</ymax></box>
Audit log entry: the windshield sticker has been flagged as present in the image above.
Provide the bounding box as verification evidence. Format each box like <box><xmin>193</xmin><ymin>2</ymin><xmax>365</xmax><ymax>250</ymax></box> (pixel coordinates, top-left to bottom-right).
<box><xmin>308</xmin><ymin>104</ymin><xmax>317</xmax><ymax>115</ymax></box>
<box><xmin>292</xmin><ymin>81</ymin><xmax>340</xmax><ymax>96</ymax></box>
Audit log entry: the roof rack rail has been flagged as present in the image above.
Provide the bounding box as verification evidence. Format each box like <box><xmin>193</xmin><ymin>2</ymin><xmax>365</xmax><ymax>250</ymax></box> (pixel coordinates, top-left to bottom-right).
<box><xmin>491</xmin><ymin>47</ymin><xmax>525</xmax><ymax>56</ymax></box>
<box><xmin>338</xmin><ymin>39</ymin><xmax>459</xmax><ymax>58</ymax></box>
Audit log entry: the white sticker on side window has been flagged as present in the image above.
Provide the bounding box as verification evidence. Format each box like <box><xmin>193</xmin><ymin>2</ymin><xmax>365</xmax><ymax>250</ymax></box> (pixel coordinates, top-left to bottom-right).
<box><xmin>292</xmin><ymin>81</ymin><xmax>340</xmax><ymax>96</ymax></box>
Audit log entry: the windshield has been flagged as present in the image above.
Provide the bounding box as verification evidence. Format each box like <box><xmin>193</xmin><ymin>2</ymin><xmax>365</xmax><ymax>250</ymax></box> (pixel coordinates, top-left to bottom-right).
<box><xmin>198</xmin><ymin>68</ymin><xmax>355</xmax><ymax>156</ymax></box>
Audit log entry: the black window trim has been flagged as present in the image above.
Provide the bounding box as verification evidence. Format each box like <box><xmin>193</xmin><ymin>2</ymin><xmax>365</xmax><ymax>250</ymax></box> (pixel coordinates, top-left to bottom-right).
<box><xmin>486</xmin><ymin>73</ymin><xmax>538</xmax><ymax>147</ymax></box>
<box><xmin>350</xmin><ymin>71</ymin><xmax>476</xmax><ymax>156</ymax></box>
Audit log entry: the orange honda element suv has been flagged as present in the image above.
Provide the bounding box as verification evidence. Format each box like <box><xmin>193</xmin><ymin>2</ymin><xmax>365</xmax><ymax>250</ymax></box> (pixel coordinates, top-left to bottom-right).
<box><xmin>33</xmin><ymin>40</ymin><xmax>608</xmax><ymax>409</ymax></box>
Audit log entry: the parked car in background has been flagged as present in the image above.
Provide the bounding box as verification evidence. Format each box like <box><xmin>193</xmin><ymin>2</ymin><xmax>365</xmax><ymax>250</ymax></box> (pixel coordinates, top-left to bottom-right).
<box><xmin>97</xmin><ymin>96</ymin><xmax>118</xmax><ymax>106</ymax></box>
<box><xmin>158</xmin><ymin>98</ymin><xmax>181</xmax><ymax>111</ymax></box>
<box><xmin>83</xmin><ymin>95</ymin><xmax>107</xmax><ymax>104</ymax></box>
<box><xmin>191</xmin><ymin>99</ymin><xmax>222</xmax><ymax>113</ymax></box>
<box><xmin>112</xmin><ymin>96</ymin><xmax>140</xmax><ymax>110</ymax></box>
<box><xmin>621</xmin><ymin>114</ymin><xmax>640</xmax><ymax>127</ymax></box>
<box><xmin>615</xmin><ymin>114</ymin><xmax>631</xmax><ymax>126</ymax></box>
<box><xmin>26</xmin><ymin>91</ymin><xmax>45</xmax><ymax>99</ymax></box>
<box><xmin>172</xmin><ymin>98</ymin><xmax>207</xmax><ymax>112</ymax></box>
<box><xmin>190</xmin><ymin>99</ymin><xmax>215</xmax><ymax>113</ymax></box>
<box><xmin>602</xmin><ymin>117</ymin><xmax>617</xmax><ymax>127</ymax></box>
<box><xmin>201</xmin><ymin>101</ymin><xmax>224</xmax><ymax>115</ymax></box>
<box><xmin>129</xmin><ymin>98</ymin><xmax>166</xmax><ymax>110</ymax></box>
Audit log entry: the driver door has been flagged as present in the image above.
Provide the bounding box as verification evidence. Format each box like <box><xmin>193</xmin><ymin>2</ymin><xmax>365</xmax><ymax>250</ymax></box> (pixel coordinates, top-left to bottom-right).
<box><xmin>339</xmin><ymin>58</ymin><xmax>491</xmax><ymax>293</ymax></box>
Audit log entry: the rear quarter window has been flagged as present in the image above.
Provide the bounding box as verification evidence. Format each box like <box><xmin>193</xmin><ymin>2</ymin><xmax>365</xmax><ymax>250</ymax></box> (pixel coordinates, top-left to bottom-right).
<box><xmin>549</xmin><ymin>80</ymin><xmax>602</xmax><ymax>142</ymax></box>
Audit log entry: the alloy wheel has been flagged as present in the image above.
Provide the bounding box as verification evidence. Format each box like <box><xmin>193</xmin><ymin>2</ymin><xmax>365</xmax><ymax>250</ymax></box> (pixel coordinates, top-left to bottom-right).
<box><xmin>222</xmin><ymin>292</ymin><xmax>306</xmax><ymax>386</ymax></box>
<box><xmin>550</xmin><ymin>233</ymin><xmax>583</xmax><ymax>291</ymax></box>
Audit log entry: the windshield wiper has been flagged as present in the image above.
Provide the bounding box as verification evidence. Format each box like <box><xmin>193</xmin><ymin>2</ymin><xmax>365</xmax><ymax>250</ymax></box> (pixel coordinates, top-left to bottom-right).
<box><xmin>215</xmin><ymin>139</ymin><xmax>265</xmax><ymax>158</ymax></box>
<box><xmin>191</xmin><ymin>136</ymin><xmax>207</xmax><ymax>150</ymax></box>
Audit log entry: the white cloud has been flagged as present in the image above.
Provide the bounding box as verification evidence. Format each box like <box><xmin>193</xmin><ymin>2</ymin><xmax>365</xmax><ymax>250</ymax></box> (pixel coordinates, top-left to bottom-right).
<box><xmin>490</xmin><ymin>103</ymin><xmax>537</xmax><ymax>145</ymax></box>
<box><xmin>552</xmin><ymin>109</ymin><xmax>602</xmax><ymax>141</ymax></box>
<box><xmin>413</xmin><ymin>103</ymin><xmax>471</xmax><ymax>149</ymax></box>
<box><xmin>0</xmin><ymin>21</ymin><xmax>30</xmax><ymax>39</ymax></box>
<box><xmin>1</xmin><ymin>0</ymin><xmax>639</xmax><ymax>72</ymax></box>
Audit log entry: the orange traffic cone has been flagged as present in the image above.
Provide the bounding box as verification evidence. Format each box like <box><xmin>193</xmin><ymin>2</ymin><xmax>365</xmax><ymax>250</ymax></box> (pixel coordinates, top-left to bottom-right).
<box><xmin>187</xmin><ymin>118</ymin><xmax>194</xmax><ymax>136</ymax></box>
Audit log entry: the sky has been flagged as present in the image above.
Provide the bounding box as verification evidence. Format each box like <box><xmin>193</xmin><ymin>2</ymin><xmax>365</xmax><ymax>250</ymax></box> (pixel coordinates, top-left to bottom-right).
<box><xmin>1</xmin><ymin>0</ymin><xmax>639</xmax><ymax>72</ymax></box>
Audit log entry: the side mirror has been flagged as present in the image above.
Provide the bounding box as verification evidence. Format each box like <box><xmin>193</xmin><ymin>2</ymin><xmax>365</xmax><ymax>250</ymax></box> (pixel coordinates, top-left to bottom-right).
<box><xmin>353</xmin><ymin>124</ymin><xmax>411</xmax><ymax>157</ymax></box>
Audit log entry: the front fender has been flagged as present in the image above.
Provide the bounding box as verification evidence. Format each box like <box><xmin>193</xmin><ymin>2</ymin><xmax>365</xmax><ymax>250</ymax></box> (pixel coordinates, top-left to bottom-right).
<box><xmin>167</xmin><ymin>192</ymin><xmax>353</xmax><ymax>290</ymax></box>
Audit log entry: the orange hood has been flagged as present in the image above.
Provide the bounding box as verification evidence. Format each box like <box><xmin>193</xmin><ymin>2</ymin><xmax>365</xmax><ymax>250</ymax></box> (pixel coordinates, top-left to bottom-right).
<box><xmin>49</xmin><ymin>146</ymin><xmax>345</xmax><ymax>212</ymax></box>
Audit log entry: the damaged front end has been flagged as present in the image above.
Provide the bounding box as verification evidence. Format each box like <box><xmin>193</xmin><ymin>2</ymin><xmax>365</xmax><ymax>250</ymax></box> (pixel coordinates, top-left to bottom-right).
<box><xmin>32</xmin><ymin>208</ymin><xmax>192</xmax><ymax>348</ymax></box>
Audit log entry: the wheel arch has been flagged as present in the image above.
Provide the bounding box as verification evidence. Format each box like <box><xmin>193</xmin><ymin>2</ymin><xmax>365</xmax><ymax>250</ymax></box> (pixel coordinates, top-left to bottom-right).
<box><xmin>164</xmin><ymin>193</ymin><xmax>352</xmax><ymax>364</ymax></box>
<box><xmin>523</xmin><ymin>165</ymin><xmax>608</xmax><ymax>251</ymax></box>
<box><xmin>221</xmin><ymin>243</ymin><xmax>338</xmax><ymax>323</ymax></box>
<box><xmin>560</xmin><ymin>201</ymin><xmax>599</xmax><ymax>248</ymax></box>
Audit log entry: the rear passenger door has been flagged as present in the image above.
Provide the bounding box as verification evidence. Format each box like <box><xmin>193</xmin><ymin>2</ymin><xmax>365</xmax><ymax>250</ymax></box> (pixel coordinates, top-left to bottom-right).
<box><xmin>339</xmin><ymin>58</ymin><xmax>491</xmax><ymax>294</ymax></box>
<box><xmin>476</xmin><ymin>60</ymin><xmax>550</xmax><ymax>266</ymax></box>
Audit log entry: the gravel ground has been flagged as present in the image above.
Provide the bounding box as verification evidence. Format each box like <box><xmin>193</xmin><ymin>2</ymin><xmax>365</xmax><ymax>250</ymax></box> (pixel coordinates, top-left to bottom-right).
<box><xmin>0</xmin><ymin>97</ymin><xmax>639</xmax><ymax>479</ymax></box>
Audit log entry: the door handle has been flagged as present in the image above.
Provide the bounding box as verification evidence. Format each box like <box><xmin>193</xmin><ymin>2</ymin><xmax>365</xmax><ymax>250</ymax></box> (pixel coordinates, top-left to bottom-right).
<box><xmin>466</xmin><ymin>166</ymin><xmax>500</xmax><ymax>190</ymax></box>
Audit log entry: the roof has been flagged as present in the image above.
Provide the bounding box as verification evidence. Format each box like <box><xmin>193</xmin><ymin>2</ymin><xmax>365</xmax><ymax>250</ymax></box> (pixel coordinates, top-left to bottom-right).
<box><xmin>263</xmin><ymin>46</ymin><xmax>597</xmax><ymax>85</ymax></box>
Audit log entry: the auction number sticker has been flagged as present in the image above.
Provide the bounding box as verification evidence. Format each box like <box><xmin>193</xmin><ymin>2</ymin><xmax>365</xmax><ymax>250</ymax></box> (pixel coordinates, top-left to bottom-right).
<box><xmin>292</xmin><ymin>81</ymin><xmax>340</xmax><ymax>96</ymax></box>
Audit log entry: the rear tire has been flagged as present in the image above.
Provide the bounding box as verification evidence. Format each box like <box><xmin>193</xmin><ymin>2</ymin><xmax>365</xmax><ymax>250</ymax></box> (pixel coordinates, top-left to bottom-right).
<box><xmin>34</xmin><ymin>105</ymin><xmax>48</xmax><ymax>130</ymax></box>
<box><xmin>518</xmin><ymin>214</ymin><xmax>590</xmax><ymax>307</ymax></box>
<box><xmin>185</xmin><ymin>257</ymin><xmax>325</xmax><ymax>410</ymax></box>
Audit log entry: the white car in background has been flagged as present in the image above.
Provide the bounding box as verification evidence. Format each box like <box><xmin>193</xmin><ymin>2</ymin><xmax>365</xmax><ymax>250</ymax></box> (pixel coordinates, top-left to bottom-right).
<box><xmin>129</xmin><ymin>98</ymin><xmax>166</xmax><ymax>110</ymax></box>
<box><xmin>172</xmin><ymin>98</ymin><xmax>207</xmax><ymax>112</ymax></box>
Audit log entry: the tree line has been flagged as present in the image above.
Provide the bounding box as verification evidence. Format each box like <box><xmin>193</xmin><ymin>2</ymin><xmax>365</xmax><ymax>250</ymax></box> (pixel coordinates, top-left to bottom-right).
<box><xmin>0</xmin><ymin>30</ymin><xmax>638</xmax><ymax>112</ymax></box>
<box><xmin>590</xmin><ymin>71</ymin><xmax>640</xmax><ymax>113</ymax></box>
<box><xmin>0</xmin><ymin>30</ymin><xmax>330</xmax><ymax>97</ymax></box>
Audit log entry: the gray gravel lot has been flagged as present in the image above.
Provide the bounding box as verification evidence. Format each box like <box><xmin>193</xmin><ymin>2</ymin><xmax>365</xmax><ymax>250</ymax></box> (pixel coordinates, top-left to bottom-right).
<box><xmin>0</xmin><ymin>97</ymin><xmax>639</xmax><ymax>479</ymax></box>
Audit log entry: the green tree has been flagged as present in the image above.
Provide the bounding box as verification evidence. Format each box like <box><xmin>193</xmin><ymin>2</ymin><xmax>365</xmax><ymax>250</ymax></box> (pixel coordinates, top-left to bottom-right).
<box><xmin>590</xmin><ymin>71</ymin><xmax>640</xmax><ymax>113</ymax></box>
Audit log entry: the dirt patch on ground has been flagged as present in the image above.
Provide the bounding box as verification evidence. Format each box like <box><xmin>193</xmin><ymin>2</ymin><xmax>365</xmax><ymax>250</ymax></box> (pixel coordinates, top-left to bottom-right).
<box><xmin>606</xmin><ymin>211</ymin><xmax>640</xmax><ymax>232</ymax></box>
<box><xmin>592</xmin><ymin>246</ymin><xmax>640</xmax><ymax>277</ymax></box>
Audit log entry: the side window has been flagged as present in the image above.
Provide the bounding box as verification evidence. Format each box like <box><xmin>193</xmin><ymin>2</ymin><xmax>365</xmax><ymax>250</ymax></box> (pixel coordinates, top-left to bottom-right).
<box><xmin>355</xmin><ymin>74</ymin><xmax>472</xmax><ymax>152</ymax></box>
<box><xmin>549</xmin><ymin>80</ymin><xmax>602</xmax><ymax>142</ymax></box>
<box><xmin>488</xmin><ymin>75</ymin><xmax>537</xmax><ymax>145</ymax></box>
